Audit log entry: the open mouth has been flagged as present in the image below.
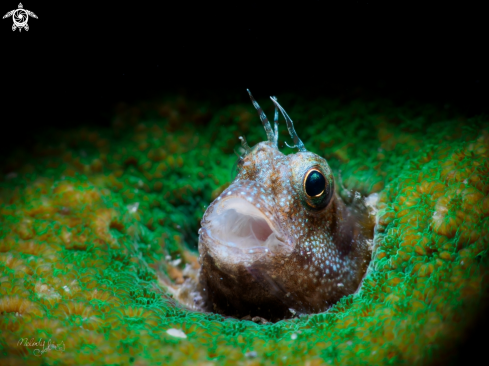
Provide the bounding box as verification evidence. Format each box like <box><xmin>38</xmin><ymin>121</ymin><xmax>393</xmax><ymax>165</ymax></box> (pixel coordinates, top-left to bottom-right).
<box><xmin>203</xmin><ymin>196</ymin><xmax>290</xmax><ymax>255</ymax></box>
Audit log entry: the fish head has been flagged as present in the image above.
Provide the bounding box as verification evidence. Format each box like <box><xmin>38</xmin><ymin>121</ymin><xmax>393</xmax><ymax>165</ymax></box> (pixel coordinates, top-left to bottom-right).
<box><xmin>200</xmin><ymin>140</ymin><xmax>336</xmax><ymax>261</ymax></box>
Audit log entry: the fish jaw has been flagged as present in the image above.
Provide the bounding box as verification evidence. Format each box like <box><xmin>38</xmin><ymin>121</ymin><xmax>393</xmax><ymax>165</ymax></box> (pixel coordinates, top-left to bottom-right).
<box><xmin>198</xmin><ymin>180</ymin><xmax>296</xmax><ymax>319</ymax></box>
<box><xmin>199</xmin><ymin>180</ymin><xmax>294</xmax><ymax>264</ymax></box>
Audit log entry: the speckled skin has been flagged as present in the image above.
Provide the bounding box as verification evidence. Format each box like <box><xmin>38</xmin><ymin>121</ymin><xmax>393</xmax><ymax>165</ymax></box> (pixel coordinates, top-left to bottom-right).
<box><xmin>198</xmin><ymin>140</ymin><xmax>373</xmax><ymax>320</ymax></box>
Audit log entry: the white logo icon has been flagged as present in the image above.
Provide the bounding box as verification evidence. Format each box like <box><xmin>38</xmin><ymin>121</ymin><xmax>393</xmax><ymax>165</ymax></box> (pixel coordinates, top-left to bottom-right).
<box><xmin>3</xmin><ymin>3</ymin><xmax>37</xmax><ymax>32</ymax></box>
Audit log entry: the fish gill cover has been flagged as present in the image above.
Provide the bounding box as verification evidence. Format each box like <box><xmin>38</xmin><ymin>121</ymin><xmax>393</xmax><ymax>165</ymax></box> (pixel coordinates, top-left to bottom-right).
<box><xmin>0</xmin><ymin>92</ymin><xmax>488</xmax><ymax>365</ymax></box>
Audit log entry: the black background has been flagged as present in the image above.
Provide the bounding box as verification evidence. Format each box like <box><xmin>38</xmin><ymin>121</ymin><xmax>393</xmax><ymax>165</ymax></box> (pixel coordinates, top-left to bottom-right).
<box><xmin>1</xmin><ymin>2</ymin><xmax>487</xmax><ymax>139</ymax></box>
<box><xmin>1</xmin><ymin>1</ymin><xmax>488</xmax><ymax>363</ymax></box>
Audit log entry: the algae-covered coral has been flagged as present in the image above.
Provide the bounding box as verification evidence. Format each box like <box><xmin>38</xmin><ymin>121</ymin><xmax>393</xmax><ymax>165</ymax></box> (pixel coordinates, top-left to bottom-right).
<box><xmin>0</xmin><ymin>93</ymin><xmax>488</xmax><ymax>365</ymax></box>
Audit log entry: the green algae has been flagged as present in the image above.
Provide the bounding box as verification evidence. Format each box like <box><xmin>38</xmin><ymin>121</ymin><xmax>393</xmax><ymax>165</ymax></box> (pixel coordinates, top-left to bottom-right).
<box><xmin>0</xmin><ymin>93</ymin><xmax>488</xmax><ymax>365</ymax></box>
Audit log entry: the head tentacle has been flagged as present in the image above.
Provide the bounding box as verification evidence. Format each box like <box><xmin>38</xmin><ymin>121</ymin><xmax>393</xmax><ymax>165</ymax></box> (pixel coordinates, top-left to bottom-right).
<box><xmin>284</xmin><ymin>141</ymin><xmax>299</xmax><ymax>149</ymax></box>
<box><xmin>247</xmin><ymin>89</ymin><xmax>277</xmax><ymax>146</ymax></box>
<box><xmin>270</xmin><ymin>97</ymin><xmax>307</xmax><ymax>152</ymax></box>
<box><xmin>272</xmin><ymin>96</ymin><xmax>279</xmax><ymax>147</ymax></box>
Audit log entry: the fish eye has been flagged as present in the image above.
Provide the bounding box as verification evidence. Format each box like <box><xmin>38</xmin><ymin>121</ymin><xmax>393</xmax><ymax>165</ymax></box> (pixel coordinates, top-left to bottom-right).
<box><xmin>304</xmin><ymin>169</ymin><xmax>326</xmax><ymax>198</ymax></box>
<box><xmin>303</xmin><ymin>167</ymin><xmax>333</xmax><ymax>210</ymax></box>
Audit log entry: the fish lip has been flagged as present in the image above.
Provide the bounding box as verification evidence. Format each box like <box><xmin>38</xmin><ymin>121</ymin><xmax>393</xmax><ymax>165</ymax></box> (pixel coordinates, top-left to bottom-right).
<box><xmin>200</xmin><ymin>227</ymin><xmax>276</xmax><ymax>257</ymax></box>
<box><xmin>200</xmin><ymin>194</ymin><xmax>293</xmax><ymax>260</ymax></box>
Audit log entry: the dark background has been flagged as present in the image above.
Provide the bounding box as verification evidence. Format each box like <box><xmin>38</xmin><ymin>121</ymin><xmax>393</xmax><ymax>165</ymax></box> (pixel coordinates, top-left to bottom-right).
<box><xmin>1</xmin><ymin>2</ymin><xmax>487</xmax><ymax>139</ymax></box>
<box><xmin>1</xmin><ymin>1</ymin><xmax>488</xmax><ymax>363</ymax></box>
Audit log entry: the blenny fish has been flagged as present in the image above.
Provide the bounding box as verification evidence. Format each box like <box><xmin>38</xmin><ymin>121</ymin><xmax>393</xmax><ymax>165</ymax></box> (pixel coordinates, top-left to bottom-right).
<box><xmin>198</xmin><ymin>91</ymin><xmax>374</xmax><ymax>320</ymax></box>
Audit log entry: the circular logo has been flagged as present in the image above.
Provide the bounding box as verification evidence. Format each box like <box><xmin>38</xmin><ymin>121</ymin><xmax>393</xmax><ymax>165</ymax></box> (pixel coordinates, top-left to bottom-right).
<box><xmin>12</xmin><ymin>9</ymin><xmax>28</xmax><ymax>27</ymax></box>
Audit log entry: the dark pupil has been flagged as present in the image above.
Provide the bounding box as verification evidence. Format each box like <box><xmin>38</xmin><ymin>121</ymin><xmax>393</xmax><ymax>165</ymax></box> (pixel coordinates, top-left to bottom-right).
<box><xmin>305</xmin><ymin>171</ymin><xmax>326</xmax><ymax>197</ymax></box>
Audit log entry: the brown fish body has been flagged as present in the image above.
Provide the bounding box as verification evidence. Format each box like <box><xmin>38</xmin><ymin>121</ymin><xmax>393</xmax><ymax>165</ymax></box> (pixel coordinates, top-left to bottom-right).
<box><xmin>198</xmin><ymin>93</ymin><xmax>372</xmax><ymax>320</ymax></box>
